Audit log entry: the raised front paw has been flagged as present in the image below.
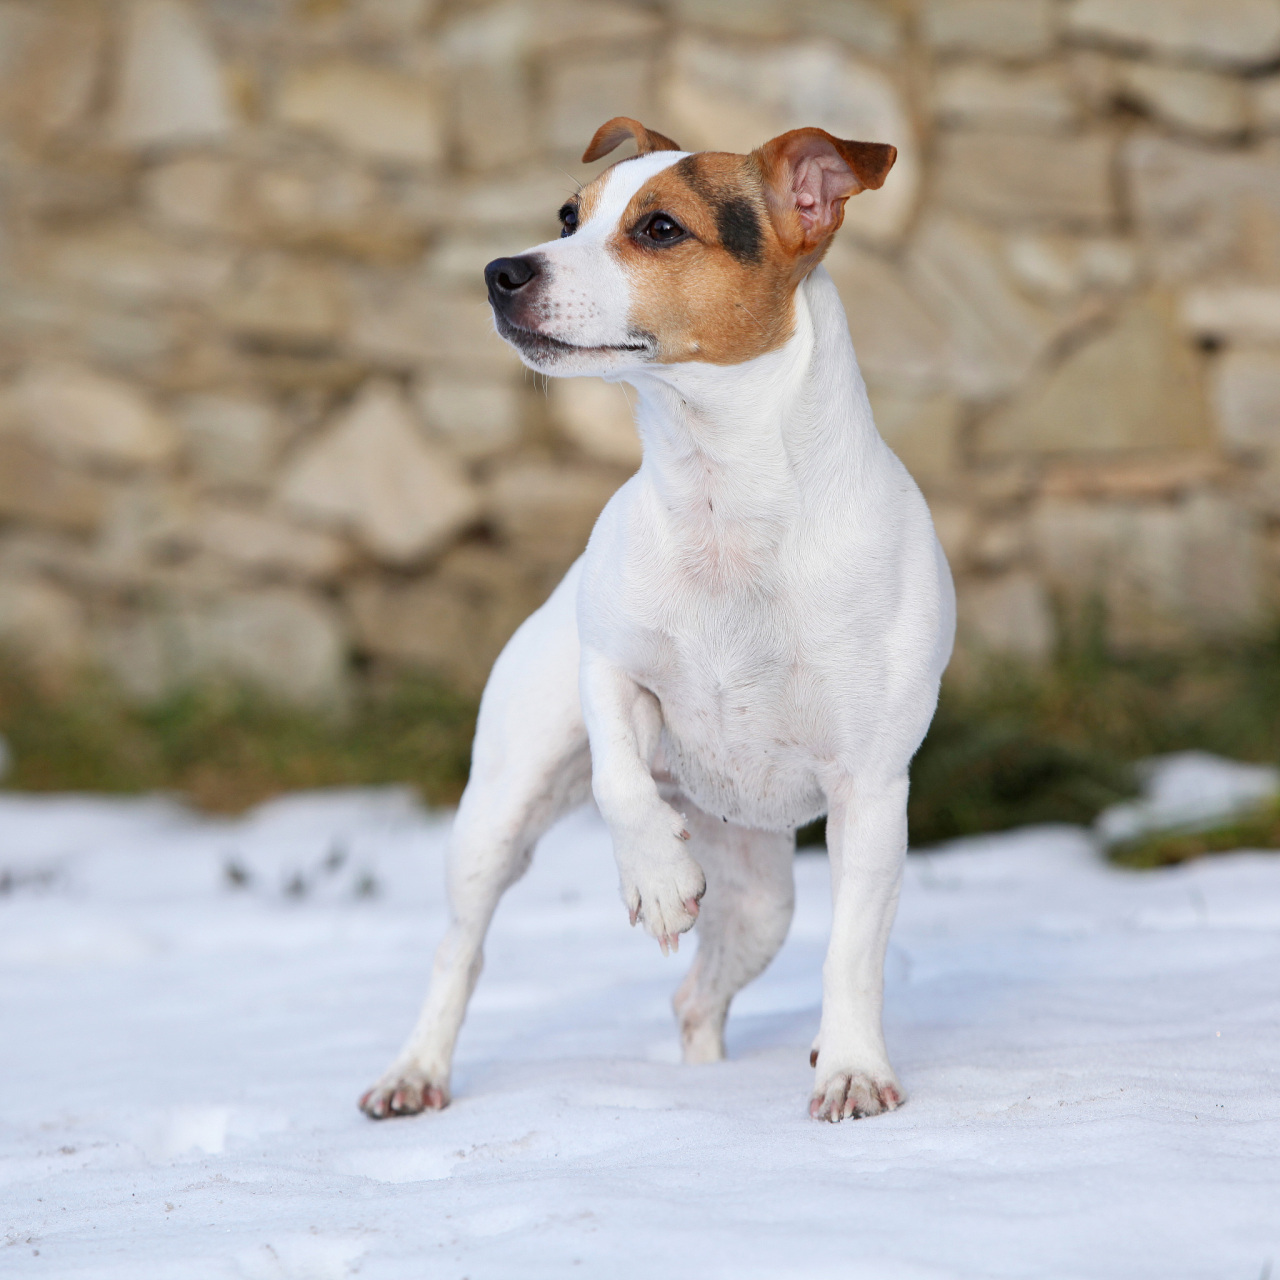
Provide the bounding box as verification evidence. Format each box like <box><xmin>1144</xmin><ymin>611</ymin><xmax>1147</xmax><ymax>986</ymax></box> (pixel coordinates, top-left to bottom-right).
<box><xmin>359</xmin><ymin>1068</ymin><xmax>449</xmax><ymax>1120</ymax></box>
<box><xmin>809</xmin><ymin>1064</ymin><xmax>903</xmax><ymax>1123</ymax></box>
<box><xmin>618</xmin><ymin>816</ymin><xmax>706</xmax><ymax>954</ymax></box>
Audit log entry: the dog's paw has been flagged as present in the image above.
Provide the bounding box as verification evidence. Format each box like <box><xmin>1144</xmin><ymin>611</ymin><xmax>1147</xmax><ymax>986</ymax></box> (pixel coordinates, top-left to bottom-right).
<box><xmin>809</xmin><ymin>1066</ymin><xmax>903</xmax><ymax>1123</ymax></box>
<box><xmin>358</xmin><ymin>1069</ymin><xmax>449</xmax><ymax>1120</ymax></box>
<box><xmin>619</xmin><ymin>818</ymin><xmax>706</xmax><ymax>954</ymax></box>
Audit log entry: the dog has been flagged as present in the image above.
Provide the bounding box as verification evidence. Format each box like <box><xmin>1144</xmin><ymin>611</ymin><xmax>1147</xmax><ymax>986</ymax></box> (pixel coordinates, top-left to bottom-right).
<box><xmin>360</xmin><ymin>118</ymin><xmax>955</xmax><ymax>1123</ymax></box>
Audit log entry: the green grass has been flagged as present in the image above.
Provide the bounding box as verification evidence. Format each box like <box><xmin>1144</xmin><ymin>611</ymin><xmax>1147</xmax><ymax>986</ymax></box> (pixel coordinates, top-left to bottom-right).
<box><xmin>3</xmin><ymin>629</ymin><xmax>1280</xmax><ymax>863</ymax></box>
<box><xmin>0</xmin><ymin>665</ymin><xmax>477</xmax><ymax>813</ymax></box>
<box><xmin>1107</xmin><ymin>799</ymin><xmax>1280</xmax><ymax>869</ymax></box>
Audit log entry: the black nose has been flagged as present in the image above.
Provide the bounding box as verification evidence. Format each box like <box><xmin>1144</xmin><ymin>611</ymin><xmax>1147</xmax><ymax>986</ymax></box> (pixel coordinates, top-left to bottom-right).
<box><xmin>484</xmin><ymin>255</ymin><xmax>539</xmax><ymax>301</ymax></box>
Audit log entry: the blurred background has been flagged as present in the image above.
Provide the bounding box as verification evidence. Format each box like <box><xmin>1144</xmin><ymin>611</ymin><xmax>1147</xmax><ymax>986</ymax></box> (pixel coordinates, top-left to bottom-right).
<box><xmin>1</xmin><ymin>0</ymin><xmax>1278</xmax><ymax>845</ymax></box>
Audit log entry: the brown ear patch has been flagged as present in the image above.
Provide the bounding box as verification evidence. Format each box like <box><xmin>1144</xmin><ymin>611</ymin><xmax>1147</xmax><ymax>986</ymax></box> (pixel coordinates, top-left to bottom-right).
<box><xmin>583</xmin><ymin>116</ymin><xmax>682</xmax><ymax>165</ymax></box>
<box><xmin>834</xmin><ymin>139</ymin><xmax>897</xmax><ymax>191</ymax></box>
<box><xmin>754</xmin><ymin>128</ymin><xmax>897</xmax><ymax>260</ymax></box>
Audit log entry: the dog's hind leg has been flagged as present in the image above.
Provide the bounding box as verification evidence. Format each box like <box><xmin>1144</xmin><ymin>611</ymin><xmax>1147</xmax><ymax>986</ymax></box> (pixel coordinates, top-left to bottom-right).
<box><xmin>360</xmin><ymin>563</ymin><xmax>591</xmax><ymax>1119</ymax></box>
<box><xmin>669</xmin><ymin>800</ymin><xmax>795</xmax><ymax>1065</ymax></box>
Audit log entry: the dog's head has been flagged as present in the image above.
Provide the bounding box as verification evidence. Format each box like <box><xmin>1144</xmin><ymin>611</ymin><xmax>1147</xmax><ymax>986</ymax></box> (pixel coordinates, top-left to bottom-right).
<box><xmin>484</xmin><ymin>117</ymin><xmax>896</xmax><ymax>377</ymax></box>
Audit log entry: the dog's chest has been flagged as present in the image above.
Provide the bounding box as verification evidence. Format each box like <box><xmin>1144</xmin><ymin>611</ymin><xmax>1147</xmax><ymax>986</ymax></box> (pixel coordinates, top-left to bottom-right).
<box><xmin>632</xmin><ymin>593</ymin><xmax>832</xmax><ymax>831</ymax></box>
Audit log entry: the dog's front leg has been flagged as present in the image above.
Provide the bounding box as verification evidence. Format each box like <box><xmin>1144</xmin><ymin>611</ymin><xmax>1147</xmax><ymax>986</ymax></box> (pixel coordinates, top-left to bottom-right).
<box><xmin>810</xmin><ymin>774</ymin><xmax>909</xmax><ymax>1122</ymax></box>
<box><xmin>580</xmin><ymin>650</ymin><xmax>706</xmax><ymax>953</ymax></box>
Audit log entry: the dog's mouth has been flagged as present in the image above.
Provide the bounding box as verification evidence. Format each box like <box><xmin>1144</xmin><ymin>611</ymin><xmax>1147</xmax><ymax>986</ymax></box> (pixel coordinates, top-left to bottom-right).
<box><xmin>492</xmin><ymin>310</ymin><xmax>654</xmax><ymax>361</ymax></box>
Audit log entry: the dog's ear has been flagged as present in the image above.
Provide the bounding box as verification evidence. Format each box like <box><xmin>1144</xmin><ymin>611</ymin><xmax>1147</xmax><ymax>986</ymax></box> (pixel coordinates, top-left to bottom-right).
<box><xmin>583</xmin><ymin>117</ymin><xmax>682</xmax><ymax>164</ymax></box>
<box><xmin>753</xmin><ymin>128</ymin><xmax>896</xmax><ymax>255</ymax></box>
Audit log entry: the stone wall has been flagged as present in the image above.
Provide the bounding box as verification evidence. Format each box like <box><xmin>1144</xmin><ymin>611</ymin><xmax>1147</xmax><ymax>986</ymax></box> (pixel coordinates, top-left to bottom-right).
<box><xmin>1</xmin><ymin>0</ymin><xmax>1279</xmax><ymax>703</ymax></box>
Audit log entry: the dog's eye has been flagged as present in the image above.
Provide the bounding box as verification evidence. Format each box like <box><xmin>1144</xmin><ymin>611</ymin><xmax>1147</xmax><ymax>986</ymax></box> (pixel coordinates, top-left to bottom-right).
<box><xmin>639</xmin><ymin>213</ymin><xmax>687</xmax><ymax>245</ymax></box>
<box><xmin>558</xmin><ymin>204</ymin><xmax>579</xmax><ymax>237</ymax></box>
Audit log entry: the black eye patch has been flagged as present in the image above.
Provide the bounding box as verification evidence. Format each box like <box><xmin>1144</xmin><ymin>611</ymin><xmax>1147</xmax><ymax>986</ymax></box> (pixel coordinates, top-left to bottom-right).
<box><xmin>713</xmin><ymin>195</ymin><xmax>763</xmax><ymax>265</ymax></box>
<box><xmin>672</xmin><ymin>155</ymin><xmax>764</xmax><ymax>266</ymax></box>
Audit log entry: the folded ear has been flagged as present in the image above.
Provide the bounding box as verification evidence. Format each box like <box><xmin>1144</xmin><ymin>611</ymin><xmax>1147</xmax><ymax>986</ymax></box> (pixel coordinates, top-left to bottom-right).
<box><xmin>753</xmin><ymin>128</ymin><xmax>897</xmax><ymax>254</ymax></box>
<box><xmin>582</xmin><ymin>117</ymin><xmax>682</xmax><ymax>164</ymax></box>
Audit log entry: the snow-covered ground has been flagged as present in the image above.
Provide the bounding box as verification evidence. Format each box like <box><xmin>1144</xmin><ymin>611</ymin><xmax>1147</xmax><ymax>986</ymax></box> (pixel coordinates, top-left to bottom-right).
<box><xmin>2</xmin><ymin>765</ymin><xmax>1278</xmax><ymax>1279</ymax></box>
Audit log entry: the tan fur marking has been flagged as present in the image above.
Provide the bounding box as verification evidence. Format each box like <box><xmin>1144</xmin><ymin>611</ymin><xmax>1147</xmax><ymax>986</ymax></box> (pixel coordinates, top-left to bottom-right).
<box><xmin>575</xmin><ymin>181</ymin><xmax>603</xmax><ymax>226</ymax></box>
<box><xmin>610</xmin><ymin>154</ymin><xmax>801</xmax><ymax>365</ymax></box>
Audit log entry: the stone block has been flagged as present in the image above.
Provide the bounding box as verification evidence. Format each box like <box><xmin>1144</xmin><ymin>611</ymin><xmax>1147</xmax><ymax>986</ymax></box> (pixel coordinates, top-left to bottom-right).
<box><xmin>347</xmin><ymin>547</ymin><xmax>542</xmax><ymax>690</ymax></box>
<box><xmin>1032</xmin><ymin>492</ymin><xmax>1263</xmax><ymax>646</ymax></box>
<box><xmin>278</xmin><ymin>61</ymin><xmax>442</xmax><ymax>166</ymax></box>
<box><xmin>252</xmin><ymin>166</ymin><xmax>373</xmax><ymax>231</ymax></box>
<box><xmin>1065</xmin><ymin>0</ymin><xmax>1280</xmax><ymax>69</ymax></box>
<box><xmin>0</xmin><ymin>4</ymin><xmax>102</xmax><ymax>143</ymax></box>
<box><xmin>218</xmin><ymin>255</ymin><xmax>348</xmax><ymax>350</ymax></box>
<box><xmin>1256</xmin><ymin>459</ymin><xmax>1280</xmax><ymax>517</ymax></box>
<box><xmin>824</xmin><ymin>241</ymin><xmax>959</xmax><ymax>392</ymax></box>
<box><xmin>80</xmin><ymin>311</ymin><xmax>178</xmax><ymax>369</ymax></box>
<box><xmin>928</xmin><ymin>500</ymin><xmax>976</xmax><ymax>569</ymax></box>
<box><xmin>671</xmin><ymin>0</ymin><xmax>794</xmax><ymax>36</ymax></box>
<box><xmin>350</xmin><ymin>0</ymin><xmax>435</xmax><ymax>39</ymax></box>
<box><xmin>448</xmin><ymin>63</ymin><xmax>535</xmax><ymax>174</ymax></box>
<box><xmin>196</xmin><ymin>505</ymin><xmax>353</xmax><ymax>581</ymax></box>
<box><xmin>978</xmin><ymin>295</ymin><xmax>1210</xmax><ymax>455</ymax></box>
<box><xmin>868</xmin><ymin>390</ymin><xmax>963</xmax><ymax>486</ymax></box>
<box><xmin>934</xmin><ymin>131</ymin><xmax>1116</xmax><ymax>227</ymax></box>
<box><xmin>349</xmin><ymin>277</ymin><xmax>516</xmax><ymax>373</ymax></box>
<box><xmin>1210</xmin><ymin>349</ymin><xmax>1280</xmax><ymax>455</ymax></box>
<box><xmin>444</xmin><ymin>169</ymin><xmax>578</xmax><ymax>233</ymax></box>
<box><xmin>49</xmin><ymin>227</ymin><xmax>234</xmax><ymax>305</ymax></box>
<box><xmin>1258</xmin><ymin>77</ymin><xmax>1280</xmax><ymax>131</ymax></box>
<box><xmin>438</xmin><ymin>2</ymin><xmax>659</xmax><ymax>171</ymax></box>
<box><xmin>176</xmin><ymin>395</ymin><xmax>284</xmax><ymax>490</ymax></box>
<box><xmin>1180</xmin><ymin>284</ymin><xmax>1280</xmax><ymax>344</ymax></box>
<box><xmin>1116</xmin><ymin>63</ymin><xmax>1250</xmax><ymax>138</ymax></box>
<box><xmin>920</xmin><ymin>0</ymin><xmax>1057</xmax><ymax>58</ymax></box>
<box><xmin>550</xmin><ymin>379</ymin><xmax>641</xmax><ymax>469</ymax></box>
<box><xmin>1124</xmin><ymin>135</ymin><xmax>1280</xmax><ymax>281</ymax></box>
<box><xmin>416</xmin><ymin>377</ymin><xmax>523</xmax><ymax>460</ymax></box>
<box><xmin>955</xmin><ymin>572</ymin><xmax>1055</xmax><ymax>663</ymax></box>
<box><xmin>486</xmin><ymin>462</ymin><xmax>621</xmax><ymax>570</ymax></box>
<box><xmin>94</xmin><ymin>480</ymin><xmax>198</xmax><ymax>572</ymax></box>
<box><xmin>934</xmin><ymin>66</ymin><xmax>1079</xmax><ymax>133</ymax></box>
<box><xmin>279</xmin><ymin>380</ymin><xmax>479</xmax><ymax>564</ymax></box>
<box><xmin>425</xmin><ymin>231</ymin><xmax>528</xmax><ymax>290</ymax></box>
<box><xmin>111</xmin><ymin>1</ymin><xmax>232</xmax><ymax>149</ymax></box>
<box><xmin>7</xmin><ymin>366</ymin><xmax>180</xmax><ymax>471</ymax></box>
<box><xmin>97</xmin><ymin>588</ymin><xmax>347</xmax><ymax>706</ymax></box>
<box><xmin>0</xmin><ymin>573</ymin><xmax>88</xmax><ymax>679</ymax></box>
<box><xmin>1041</xmin><ymin>453</ymin><xmax>1224</xmax><ymax>500</ymax></box>
<box><xmin>0</xmin><ymin>433</ymin><xmax>106</xmax><ymax>534</ymax></box>
<box><xmin>1004</xmin><ymin>234</ymin><xmax>1137</xmax><ymax>303</ymax></box>
<box><xmin>142</xmin><ymin>156</ymin><xmax>238</xmax><ymax>233</ymax></box>
<box><xmin>438</xmin><ymin>1</ymin><xmax>662</xmax><ymax>64</ymax></box>
<box><xmin>906</xmin><ymin>217</ymin><xmax>1060</xmax><ymax>399</ymax></box>
<box><xmin>971</xmin><ymin>519</ymin><xmax>1028</xmax><ymax>571</ymax></box>
<box><xmin>348</xmin><ymin>575</ymin><xmax>471</xmax><ymax>682</ymax></box>
<box><xmin>250</xmin><ymin>166</ymin><xmax>421</xmax><ymax>263</ymax></box>
<box><xmin>664</xmin><ymin>37</ymin><xmax>918</xmax><ymax>245</ymax></box>
<box><xmin>798</xmin><ymin>0</ymin><xmax>903</xmax><ymax>59</ymax></box>
<box><xmin>545</xmin><ymin>54</ymin><xmax>655</xmax><ymax>156</ymax></box>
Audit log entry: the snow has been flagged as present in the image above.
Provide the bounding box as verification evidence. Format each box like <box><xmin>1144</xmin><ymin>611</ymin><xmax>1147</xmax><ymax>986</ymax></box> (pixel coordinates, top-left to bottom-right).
<box><xmin>2</xmin><ymin>766</ymin><xmax>1279</xmax><ymax>1279</ymax></box>
<box><xmin>1096</xmin><ymin>751</ymin><xmax>1279</xmax><ymax>845</ymax></box>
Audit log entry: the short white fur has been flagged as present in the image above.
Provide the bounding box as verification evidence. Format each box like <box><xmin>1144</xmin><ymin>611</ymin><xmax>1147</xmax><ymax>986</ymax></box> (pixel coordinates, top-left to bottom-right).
<box><xmin>360</xmin><ymin>149</ymin><xmax>956</xmax><ymax>1123</ymax></box>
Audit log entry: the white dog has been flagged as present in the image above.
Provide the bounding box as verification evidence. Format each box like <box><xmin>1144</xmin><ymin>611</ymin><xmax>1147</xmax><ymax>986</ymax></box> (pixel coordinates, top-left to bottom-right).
<box><xmin>360</xmin><ymin>118</ymin><xmax>955</xmax><ymax>1123</ymax></box>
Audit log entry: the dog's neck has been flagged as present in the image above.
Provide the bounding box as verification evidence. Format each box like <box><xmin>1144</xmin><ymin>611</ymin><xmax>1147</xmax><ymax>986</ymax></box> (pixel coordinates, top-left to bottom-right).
<box><xmin>617</xmin><ymin>269</ymin><xmax>882</xmax><ymax>552</ymax></box>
